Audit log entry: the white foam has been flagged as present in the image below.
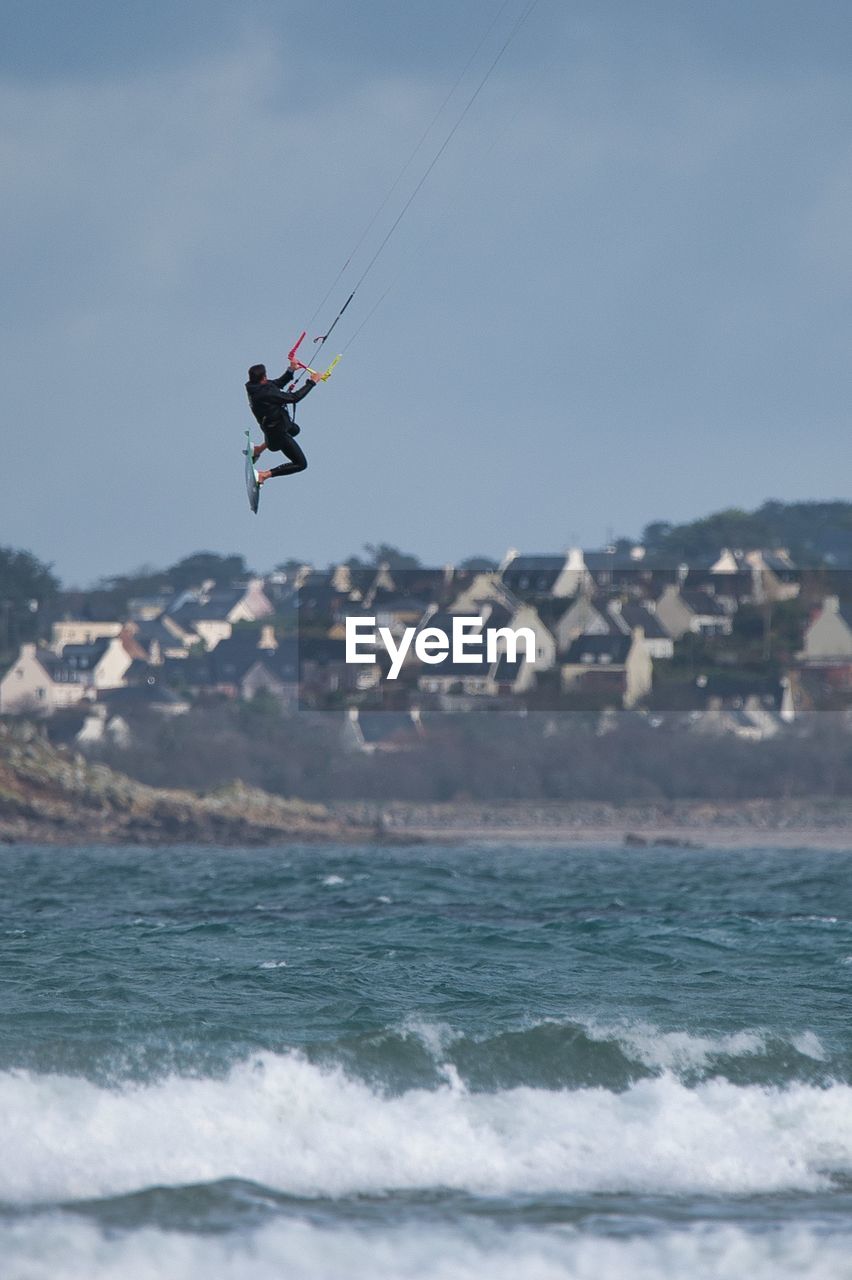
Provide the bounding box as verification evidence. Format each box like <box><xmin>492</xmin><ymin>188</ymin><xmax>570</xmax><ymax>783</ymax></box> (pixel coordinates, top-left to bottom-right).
<box><xmin>791</xmin><ymin>1032</ymin><xmax>828</xmax><ymax>1063</ymax></box>
<box><xmin>1</xmin><ymin>1217</ymin><xmax>850</xmax><ymax>1280</ymax></box>
<box><xmin>321</xmin><ymin>875</ymin><xmax>344</xmax><ymax>886</ymax></box>
<box><xmin>2</xmin><ymin>1055</ymin><xmax>851</xmax><ymax>1205</ymax></box>
<box><xmin>258</xmin><ymin>961</ymin><xmax>287</xmax><ymax>970</ymax></box>
<box><xmin>579</xmin><ymin>1019</ymin><xmax>827</xmax><ymax>1074</ymax></box>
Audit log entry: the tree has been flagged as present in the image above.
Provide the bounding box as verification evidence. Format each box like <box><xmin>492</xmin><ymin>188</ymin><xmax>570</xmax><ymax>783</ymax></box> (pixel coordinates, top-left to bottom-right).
<box><xmin>0</xmin><ymin>546</ymin><xmax>60</xmax><ymax>659</ymax></box>
<box><xmin>346</xmin><ymin>543</ymin><xmax>423</xmax><ymax>570</ymax></box>
<box><xmin>641</xmin><ymin>501</ymin><xmax>852</xmax><ymax>567</ymax></box>
<box><xmin>165</xmin><ymin>552</ymin><xmax>250</xmax><ymax>591</ymax></box>
<box><xmin>458</xmin><ymin>555</ymin><xmax>498</xmax><ymax>571</ymax></box>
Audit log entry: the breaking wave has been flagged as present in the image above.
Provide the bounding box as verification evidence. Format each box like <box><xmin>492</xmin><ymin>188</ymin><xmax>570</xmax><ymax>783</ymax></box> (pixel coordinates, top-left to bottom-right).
<box><xmin>2</xmin><ymin>1047</ymin><xmax>851</xmax><ymax>1206</ymax></box>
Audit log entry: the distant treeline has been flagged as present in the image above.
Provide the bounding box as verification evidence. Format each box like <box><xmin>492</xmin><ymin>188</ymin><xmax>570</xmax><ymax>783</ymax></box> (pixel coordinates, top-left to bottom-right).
<box><xmin>640</xmin><ymin>500</ymin><xmax>852</xmax><ymax>565</ymax></box>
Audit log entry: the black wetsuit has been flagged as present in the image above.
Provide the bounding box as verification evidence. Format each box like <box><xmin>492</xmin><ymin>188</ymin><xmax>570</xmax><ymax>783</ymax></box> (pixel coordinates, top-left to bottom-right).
<box><xmin>245</xmin><ymin>370</ymin><xmax>315</xmax><ymax>478</ymax></box>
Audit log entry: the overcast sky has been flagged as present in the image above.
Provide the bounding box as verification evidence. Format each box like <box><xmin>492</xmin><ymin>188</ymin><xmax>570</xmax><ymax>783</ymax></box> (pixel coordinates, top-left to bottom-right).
<box><xmin>2</xmin><ymin>0</ymin><xmax>851</xmax><ymax>584</ymax></box>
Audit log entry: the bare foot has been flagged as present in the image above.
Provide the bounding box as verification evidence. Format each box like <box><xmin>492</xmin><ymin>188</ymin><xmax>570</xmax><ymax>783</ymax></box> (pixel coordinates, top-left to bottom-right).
<box><xmin>257</xmin><ymin>470</ymin><xmax>271</xmax><ymax>485</ymax></box>
<box><xmin>252</xmin><ymin>443</ymin><xmax>266</xmax><ymax>462</ymax></box>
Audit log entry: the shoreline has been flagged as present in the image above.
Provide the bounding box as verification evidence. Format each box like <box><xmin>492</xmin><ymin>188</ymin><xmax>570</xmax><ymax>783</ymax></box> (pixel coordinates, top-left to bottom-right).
<box><xmin>329</xmin><ymin>800</ymin><xmax>852</xmax><ymax>851</ymax></box>
<box><xmin>2</xmin><ymin>725</ymin><xmax>851</xmax><ymax>850</ymax></box>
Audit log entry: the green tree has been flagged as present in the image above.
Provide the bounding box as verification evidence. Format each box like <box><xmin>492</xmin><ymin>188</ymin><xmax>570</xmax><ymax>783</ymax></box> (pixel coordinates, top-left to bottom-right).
<box><xmin>641</xmin><ymin>500</ymin><xmax>852</xmax><ymax>566</ymax></box>
<box><xmin>0</xmin><ymin>546</ymin><xmax>60</xmax><ymax>660</ymax></box>
<box><xmin>458</xmin><ymin>555</ymin><xmax>498</xmax><ymax>570</ymax></box>
<box><xmin>165</xmin><ymin>552</ymin><xmax>250</xmax><ymax>591</ymax></box>
<box><xmin>364</xmin><ymin>543</ymin><xmax>422</xmax><ymax>569</ymax></box>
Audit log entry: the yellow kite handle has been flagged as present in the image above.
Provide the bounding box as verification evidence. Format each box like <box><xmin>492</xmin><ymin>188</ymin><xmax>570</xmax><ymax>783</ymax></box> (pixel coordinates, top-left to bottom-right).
<box><xmin>303</xmin><ymin>354</ymin><xmax>342</xmax><ymax>382</ymax></box>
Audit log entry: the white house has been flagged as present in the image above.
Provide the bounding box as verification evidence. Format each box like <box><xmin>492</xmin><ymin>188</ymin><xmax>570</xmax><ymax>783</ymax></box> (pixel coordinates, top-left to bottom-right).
<box><xmin>561</xmin><ymin>629</ymin><xmax>653</xmax><ymax>709</ymax></box>
<box><xmin>800</xmin><ymin>596</ymin><xmax>852</xmax><ymax>660</ymax></box>
<box><xmin>59</xmin><ymin>636</ymin><xmax>133</xmax><ymax>690</ymax></box>
<box><xmin>0</xmin><ymin>643</ymin><xmax>88</xmax><ymax>715</ymax></box>
<box><xmin>50</xmin><ymin>620</ymin><xmax>123</xmax><ymax>652</ymax></box>
<box><xmin>549</xmin><ymin>593</ymin><xmax>612</xmax><ymax>652</ymax></box>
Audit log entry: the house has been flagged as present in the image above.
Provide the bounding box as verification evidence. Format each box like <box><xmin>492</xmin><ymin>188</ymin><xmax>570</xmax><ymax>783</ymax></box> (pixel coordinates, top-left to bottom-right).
<box><xmin>342</xmin><ymin>707</ymin><xmax>424</xmax><ymax>753</ymax></box>
<box><xmin>698</xmin><ymin>548</ymin><xmax>799</xmax><ymax>603</ymax></box>
<box><xmin>607</xmin><ymin>600</ymin><xmax>674</xmax><ymax>659</ymax></box>
<box><xmin>166</xmin><ymin>578</ymin><xmax>274</xmax><ymax>649</ymax></box>
<box><xmin>299</xmin><ymin>636</ymin><xmax>363</xmax><ymax>702</ymax></box>
<box><xmin>197</xmin><ymin>630</ymin><xmax>295</xmax><ymax>703</ymax></box>
<box><xmin>59</xmin><ymin>636</ymin><xmax>133</xmax><ymax>690</ymax></box>
<box><xmin>0</xmin><ymin>643</ymin><xmax>88</xmax><ymax>714</ymax></box>
<box><xmin>800</xmin><ymin>596</ymin><xmax>852</xmax><ymax>660</ymax></box>
<box><xmin>50</xmin><ymin>620</ymin><xmax>123</xmax><ymax>652</ymax></box>
<box><xmin>416</xmin><ymin>659</ymin><xmax>490</xmax><ymax>699</ymax></box>
<box><xmin>499</xmin><ymin>549</ymin><xmax>585</xmax><ymax>598</ymax></box>
<box><xmin>411</xmin><ymin>600</ymin><xmax>552</xmax><ymax>689</ymax></box>
<box><xmin>124</xmin><ymin>616</ymin><xmax>197</xmax><ymax>662</ymax></box>
<box><xmin>540</xmin><ymin>592</ymin><xmax>612</xmax><ymax>653</ymax></box>
<box><xmin>490</xmin><ymin>652</ymin><xmax>536</xmax><ymax>695</ymax></box>
<box><xmin>448</xmin><ymin>572</ymin><xmax>515</xmax><ymax>615</ymax></box>
<box><xmin>365</xmin><ymin>592</ymin><xmax>433</xmax><ymax>635</ymax></box>
<box><xmin>498</xmin><ymin>603</ymin><xmax>556</xmax><ymax>671</ymax></box>
<box><xmin>743</xmin><ymin>550</ymin><xmax>799</xmax><ymax>602</ymax></box>
<box><xmin>655</xmin><ymin>585</ymin><xmax>733</xmax><ymax>640</ymax></box>
<box><xmin>561</xmin><ymin>629</ymin><xmax>652</xmax><ymax>708</ymax></box>
<box><xmin>295</xmin><ymin>570</ymin><xmax>374</xmax><ymax>635</ymax></box>
<box><xmin>688</xmin><ymin>696</ymin><xmax>784</xmax><ymax>741</ymax></box>
<box><xmin>45</xmin><ymin>704</ymin><xmax>132</xmax><ymax>749</ymax></box>
<box><xmin>581</xmin><ymin>545</ymin><xmax>648</xmax><ymax>590</ymax></box>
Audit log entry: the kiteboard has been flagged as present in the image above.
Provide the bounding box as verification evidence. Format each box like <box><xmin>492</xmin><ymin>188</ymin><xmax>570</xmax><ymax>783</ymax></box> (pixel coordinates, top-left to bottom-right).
<box><xmin>244</xmin><ymin>430</ymin><xmax>260</xmax><ymax>514</ymax></box>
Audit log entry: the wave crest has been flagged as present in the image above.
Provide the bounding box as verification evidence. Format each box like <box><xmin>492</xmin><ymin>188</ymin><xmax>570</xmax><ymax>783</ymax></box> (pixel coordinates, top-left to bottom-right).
<box><xmin>2</xmin><ymin>1052</ymin><xmax>850</xmax><ymax>1204</ymax></box>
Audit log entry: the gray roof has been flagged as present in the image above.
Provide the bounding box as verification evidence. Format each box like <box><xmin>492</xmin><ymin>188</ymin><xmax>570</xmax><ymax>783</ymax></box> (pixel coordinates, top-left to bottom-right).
<box><xmin>506</xmin><ymin>554</ymin><xmax>565</xmax><ymax>572</ymax></box>
<box><xmin>502</xmin><ymin>561</ymin><xmax>563</xmax><ymax>593</ymax></box>
<box><xmin>616</xmin><ymin>604</ymin><xmax>671</xmax><ymax>639</ymax></box>
<box><xmin>681</xmin><ymin>590</ymin><xmax>728</xmax><ymax>617</ymax></box>
<box><xmin>583</xmin><ymin>548</ymin><xmax>640</xmax><ymax>572</ymax></box>
<box><xmin>59</xmin><ymin>639</ymin><xmax>111</xmax><ymax>670</ymax></box>
<box><xmin>132</xmin><ymin>618</ymin><xmax>184</xmax><ymax>649</ymax></box>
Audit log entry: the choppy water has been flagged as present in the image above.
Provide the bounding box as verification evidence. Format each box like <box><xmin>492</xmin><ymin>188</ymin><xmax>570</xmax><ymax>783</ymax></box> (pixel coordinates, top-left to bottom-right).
<box><xmin>2</xmin><ymin>841</ymin><xmax>852</xmax><ymax>1278</ymax></box>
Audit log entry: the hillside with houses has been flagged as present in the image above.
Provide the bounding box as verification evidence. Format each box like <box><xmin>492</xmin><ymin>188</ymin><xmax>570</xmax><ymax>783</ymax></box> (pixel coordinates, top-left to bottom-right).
<box><xmin>4</xmin><ymin>519</ymin><xmax>852</xmax><ymax>773</ymax></box>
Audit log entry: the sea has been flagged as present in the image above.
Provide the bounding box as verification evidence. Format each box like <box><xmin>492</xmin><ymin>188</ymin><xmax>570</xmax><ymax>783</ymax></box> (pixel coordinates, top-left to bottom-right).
<box><xmin>2</xmin><ymin>841</ymin><xmax>852</xmax><ymax>1279</ymax></box>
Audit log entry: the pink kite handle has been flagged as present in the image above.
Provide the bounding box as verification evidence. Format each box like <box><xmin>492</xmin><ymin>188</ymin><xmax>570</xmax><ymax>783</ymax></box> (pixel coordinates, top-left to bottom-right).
<box><xmin>288</xmin><ymin>331</ymin><xmax>307</xmax><ymax>363</ymax></box>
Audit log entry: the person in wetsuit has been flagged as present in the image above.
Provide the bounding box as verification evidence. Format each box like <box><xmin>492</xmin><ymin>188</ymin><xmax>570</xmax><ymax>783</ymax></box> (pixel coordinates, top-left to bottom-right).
<box><xmin>245</xmin><ymin>358</ymin><xmax>322</xmax><ymax>485</ymax></box>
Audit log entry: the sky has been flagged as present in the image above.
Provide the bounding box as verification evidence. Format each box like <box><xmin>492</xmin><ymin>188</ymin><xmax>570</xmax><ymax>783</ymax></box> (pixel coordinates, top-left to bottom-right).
<box><xmin>2</xmin><ymin>0</ymin><xmax>852</xmax><ymax>585</ymax></box>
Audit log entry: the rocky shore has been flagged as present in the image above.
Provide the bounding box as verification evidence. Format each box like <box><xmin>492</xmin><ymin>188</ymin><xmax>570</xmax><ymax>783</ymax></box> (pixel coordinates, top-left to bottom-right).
<box><xmin>0</xmin><ymin>723</ymin><xmax>367</xmax><ymax>846</ymax></box>
<box><xmin>2</xmin><ymin>722</ymin><xmax>851</xmax><ymax>849</ymax></box>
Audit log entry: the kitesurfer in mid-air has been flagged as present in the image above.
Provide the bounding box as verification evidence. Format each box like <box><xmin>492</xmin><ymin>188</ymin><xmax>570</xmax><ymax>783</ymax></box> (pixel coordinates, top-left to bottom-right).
<box><xmin>245</xmin><ymin>358</ymin><xmax>322</xmax><ymax>485</ymax></box>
